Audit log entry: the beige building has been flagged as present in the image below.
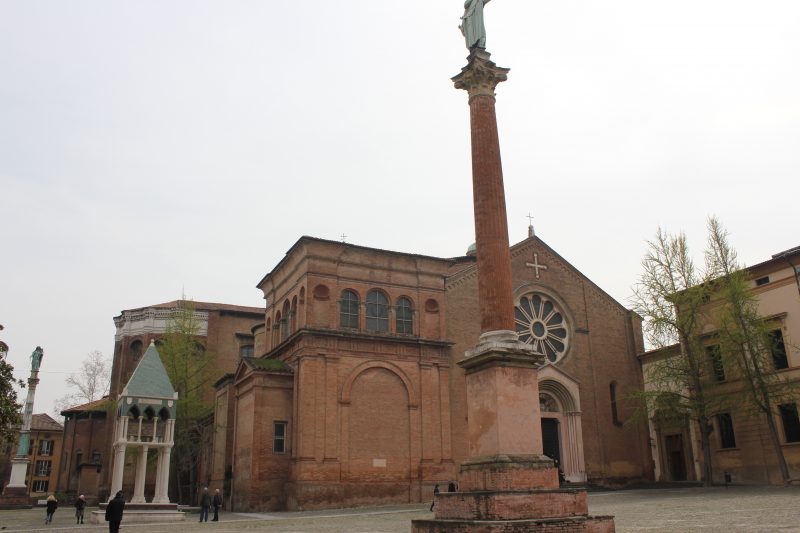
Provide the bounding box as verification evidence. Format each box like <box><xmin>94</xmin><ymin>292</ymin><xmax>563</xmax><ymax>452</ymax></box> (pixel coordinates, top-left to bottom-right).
<box><xmin>642</xmin><ymin>245</ymin><xmax>800</xmax><ymax>484</ymax></box>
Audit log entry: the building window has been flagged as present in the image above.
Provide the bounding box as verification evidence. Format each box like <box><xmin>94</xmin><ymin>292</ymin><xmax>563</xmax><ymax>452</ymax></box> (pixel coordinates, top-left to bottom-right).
<box><xmin>779</xmin><ymin>403</ymin><xmax>800</xmax><ymax>443</ymax></box>
<box><xmin>610</xmin><ymin>382</ymin><xmax>622</xmax><ymax>426</ymax></box>
<box><xmin>769</xmin><ymin>329</ymin><xmax>788</xmax><ymax>370</ymax></box>
<box><xmin>239</xmin><ymin>345</ymin><xmax>254</xmax><ymax>358</ymax></box>
<box><xmin>38</xmin><ymin>439</ymin><xmax>54</xmax><ymax>456</ymax></box>
<box><xmin>35</xmin><ymin>460</ymin><xmax>52</xmax><ymax>477</ymax></box>
<box><xmin>396</xmin><ymin>297</ymin><xmax>413</xmax><ymax>335</ymax></box>
<box><xmin>32</xmin><ymin>480</ymin><xmax>49</xmax><ymax>493</ymax></box>
<box><xmin>92</xmin><ymin>450</ymin><xmax>102</xmax><ymax>465</ymax></box>
<box><xmin>365</xmin><ymin>290</ymin><xmax>389</xmax><ymax>332</ymax></box>
<box><xmin>755</xmin><ymin>276</ymin><xmax>770</xmax><ymax>286</ymax></box>
<box><xmin>706</xmin><ymin>344</ymin><xmax>725</xmax><ymax>382</ymax></box>
<box><xmin>281</xmin><ymin>301</ymin><xmax>291</xmax><ymax>341</ymax></box>
<box><xmin>75</xmin><ymin>452</ymin><xmax>82</xmax><ymax>471</ymax></box>
<box><xmin>340</xmin><ymin>290</ymin><xmax>360</xmax><ymax>329</ymax></box>
<box><xmin>717</xmin><ymin>413</ymin><xmax>736</xmax><ymax>449</ymax></box>
<box><xmin>273</xmin><ymin>421</ymin><xmax>287</xmax><ymax>454</ymax></box>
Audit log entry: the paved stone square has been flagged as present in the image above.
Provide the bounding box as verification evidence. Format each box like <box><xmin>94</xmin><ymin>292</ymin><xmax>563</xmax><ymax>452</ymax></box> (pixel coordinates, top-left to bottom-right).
<box><xmin>0</xmin><ymin>486</ymin><xmax>798</xmax><ymax>533</ymax></box>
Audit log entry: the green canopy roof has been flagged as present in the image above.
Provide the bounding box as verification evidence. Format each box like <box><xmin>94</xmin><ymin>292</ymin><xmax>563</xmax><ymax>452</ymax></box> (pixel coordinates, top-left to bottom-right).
<box><xmin>122</xmin><ymin>342</ymin><xmax>176</xmax><ymax>399</ymax></box>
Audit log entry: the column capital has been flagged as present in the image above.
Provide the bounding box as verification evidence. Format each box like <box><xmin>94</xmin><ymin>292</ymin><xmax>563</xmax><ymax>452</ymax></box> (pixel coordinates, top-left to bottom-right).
<box><xmin>452</xmin><ymin>49</ymin><xmax>509</xmax><ymax>100</ymax></box>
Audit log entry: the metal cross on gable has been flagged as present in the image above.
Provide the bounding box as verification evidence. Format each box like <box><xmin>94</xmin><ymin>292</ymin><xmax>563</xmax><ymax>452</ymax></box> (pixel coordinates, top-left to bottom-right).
<box><xmin>526</xmin><ymin>252</ymin><xmax>548</xmax><ymax>279</ymax></box>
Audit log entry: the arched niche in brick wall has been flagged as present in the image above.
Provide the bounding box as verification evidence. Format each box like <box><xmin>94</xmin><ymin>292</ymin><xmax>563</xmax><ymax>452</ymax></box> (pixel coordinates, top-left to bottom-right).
<box><xmin>340</xmin><ymin>360</ymin><xmax>418</xmax><ymax>408</ymax></box>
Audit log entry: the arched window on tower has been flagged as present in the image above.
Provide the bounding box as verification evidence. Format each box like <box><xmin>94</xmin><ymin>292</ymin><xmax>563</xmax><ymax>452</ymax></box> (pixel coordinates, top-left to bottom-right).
<box><xmin>396</xmin><ymin>297</ymin><xmax>413</xmax><ymax>335</ymax></box>
<box><xmin>130</xmin><ymin>340</ymin><xmax>143</xmax><ymax>360</ymax></box>
<box><xmin>366</xmin><ymin>290</ymin><xmax>389</xmax><ymax>332</ymax></box>
<box><xmin>340</xmin><ymin>290</ymin><xmax>360</xmax><ymax>329</ymax></box>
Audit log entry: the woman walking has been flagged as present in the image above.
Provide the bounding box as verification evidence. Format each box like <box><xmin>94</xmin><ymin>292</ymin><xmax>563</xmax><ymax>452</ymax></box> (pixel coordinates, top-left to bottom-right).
<box><xmin>74</xmin><ymin>494</ymin><xmax>86</xmax><ymax>524</ymax></box>
<box><xmin>45</xmin><ymin>494</ymin><xmax>58</xmax><ymax>524</ymax></box>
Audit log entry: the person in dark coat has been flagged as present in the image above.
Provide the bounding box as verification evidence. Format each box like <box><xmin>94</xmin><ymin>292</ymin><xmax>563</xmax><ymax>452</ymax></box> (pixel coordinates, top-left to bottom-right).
<box><xmin>199</xmin><ymin>487</ymin><xmax>211</xmax><ymax>522</ymax></box>
<box><xmin>430</xmin><ymin>484</ymin><xmax>440</xmax><ymax>512</ymax></box>
<box><xmin>105</xmin><ymin>491</ymin><xmax>125</xmax><ymax>533</ymax></box>
<box><xmin>45</xmin><ymin>494</ymin><xmax>58</xmax><ymax>524</ymax></box>
<box><xmin>74</xmin><ymin>494</ymin><xmax>87</xmax><ymax>524</ymax></box>
<box><xmin>211</xmin><ymin>488</ymin><xmax>222</xmax><ymax>521</ymax></box>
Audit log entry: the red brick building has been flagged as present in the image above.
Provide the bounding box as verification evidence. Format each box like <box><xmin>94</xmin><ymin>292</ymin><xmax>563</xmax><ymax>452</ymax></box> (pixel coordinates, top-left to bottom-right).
<box><xmin>218</xmin><ymin>234</ymin><xmax>652</xmax><ymax>511</ymax></box>
<box><xmin>56</xmin><ymin>398</ymin><xmax>110</xmax><ymax>503</ymax></box>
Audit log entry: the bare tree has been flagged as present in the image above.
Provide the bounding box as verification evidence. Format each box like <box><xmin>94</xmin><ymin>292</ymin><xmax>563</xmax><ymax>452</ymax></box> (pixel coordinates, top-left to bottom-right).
<box><xmin>706</xmin><ymin>218</ymin><xmax>799</xmax><ymax>483</ymax></box>
<box><xmin>631</xmin><ymin>227</ymin><xmax>721</xmax><ymax>485</ymax></box>
<box><xmin>54</xmin><ymin>350</ymin><xmax>111</xmax><ymax>414</ymax></box>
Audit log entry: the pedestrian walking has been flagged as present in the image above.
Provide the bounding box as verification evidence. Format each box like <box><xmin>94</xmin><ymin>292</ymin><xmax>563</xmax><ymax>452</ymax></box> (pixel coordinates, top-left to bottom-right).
<box><xmin>45</xmin><ymin>494</ymin><xmax>58</xmax><ymax>524</ymax></box>
<box><xmin>105</xmin><ymin>491</ymin><xmax>125</xmax><ymax>533</ymax></box>
<box><xmin>430</xmin><ymin>483</ymin><xmax>440</xmax><ymax>512</ymax></box>
<box><xmin>74</xmin><ymin>494</ymin><xmax>86</xmax><ymax>524</ymax></box>
<box><xmin>199</xmin><ymin>487</ymin><xmax>211</xmax><ymax>522</ymax></box>
<box><xmin>211</xmin><ymin>488</ymin><xmax>222</xmax><ymax>521</ymax></box>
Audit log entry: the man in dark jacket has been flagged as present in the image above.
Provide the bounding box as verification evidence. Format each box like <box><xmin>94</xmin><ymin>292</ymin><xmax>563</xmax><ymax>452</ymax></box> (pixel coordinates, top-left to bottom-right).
<box><xmin>211</xmin><ymin>488</ymin><xmax>222</xmax><ymax>521</ymax></box>
<box><xmin>199</xmin><ymin>487</ymin><xmax>211</xmax><ymax>522</ymax></box>
<box><xmin>105</xmin><ymin>491</ymin><xmax>125</xmax><ymax>533</ymax></box>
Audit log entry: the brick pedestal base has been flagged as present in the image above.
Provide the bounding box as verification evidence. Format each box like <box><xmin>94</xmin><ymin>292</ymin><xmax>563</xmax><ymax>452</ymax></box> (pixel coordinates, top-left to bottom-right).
<box><xmin>0</xmin><ymin>486</ymin><xmax>32</xmax><ymax>509</ymax></box>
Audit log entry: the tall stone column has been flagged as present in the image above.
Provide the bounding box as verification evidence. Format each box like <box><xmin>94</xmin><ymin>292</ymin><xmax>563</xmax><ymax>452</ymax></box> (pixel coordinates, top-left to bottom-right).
<box><xmin>109</xmin><ymin>443</ymin><xmax>127</xmax><ymax>499</ymax></box>
<box><xmin>153</xmin><ymin>448</ymin><xmax>165</xmax><ymax>503</ymax></box>
<box><xmin>454</xmin><ymin>49</ymin><xmax>515</xmax><ymax>336</ymax></box>
<box><xmin>131</xmin><ymin>445</ymin><xmax>149</xmax><ymax>503</ymax></box>
<box><xmin>411</xmin><ymin>48</ymin><xmax>614</xmax><ymax>533</ymax></box>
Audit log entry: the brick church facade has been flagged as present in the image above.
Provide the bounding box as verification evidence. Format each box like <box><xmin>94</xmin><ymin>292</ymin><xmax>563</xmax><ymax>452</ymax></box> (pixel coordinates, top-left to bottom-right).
<box><xmin>215</xmin><ymin>234</ymin><xmax>653</xmax><ymax>511</ymax></box>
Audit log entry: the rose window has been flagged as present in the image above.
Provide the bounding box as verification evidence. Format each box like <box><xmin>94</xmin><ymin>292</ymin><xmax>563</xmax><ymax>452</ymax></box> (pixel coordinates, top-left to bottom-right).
<box><xmin>514</xmin><ymin>293</ymin><xmax>569</xmax><ymax>363</ymax></box>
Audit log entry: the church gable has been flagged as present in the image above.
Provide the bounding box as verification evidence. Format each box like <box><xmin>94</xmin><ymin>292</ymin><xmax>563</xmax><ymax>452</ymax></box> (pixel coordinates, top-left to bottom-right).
<box><xmin>510</xmin><ymin>236</ymin><xmax>631</xmax><ymax>319</ymax></box>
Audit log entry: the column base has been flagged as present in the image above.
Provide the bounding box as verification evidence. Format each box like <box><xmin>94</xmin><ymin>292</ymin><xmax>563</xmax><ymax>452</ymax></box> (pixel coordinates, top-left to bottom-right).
<box><xmin>459</xmin><ymin>454</ymin><xmax>558</xmax><ymax>491</ymax></box>
<box><xmin>0</xmin><ymin>486</ymin><xmax>32</xmax><ymax>509</ymax></box>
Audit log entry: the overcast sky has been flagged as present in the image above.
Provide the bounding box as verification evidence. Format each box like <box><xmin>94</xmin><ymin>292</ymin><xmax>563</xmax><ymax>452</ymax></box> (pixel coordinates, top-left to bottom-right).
<box><xmin>1</xmin><ymin>1</ymin><xmax>798</xmax><ymax>415</ymax></box>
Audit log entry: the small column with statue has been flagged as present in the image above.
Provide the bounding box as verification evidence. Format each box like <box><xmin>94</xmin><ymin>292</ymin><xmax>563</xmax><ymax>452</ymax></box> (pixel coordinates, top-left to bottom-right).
<box><xmin>91</xmin><ymin>341</ymin><xmax>185</xmax><ymax>523</ymax></box>
<box><xmin>0</xmin><ymin>347</ymin><xmax>44</xmax><ymax>508</ymax></box>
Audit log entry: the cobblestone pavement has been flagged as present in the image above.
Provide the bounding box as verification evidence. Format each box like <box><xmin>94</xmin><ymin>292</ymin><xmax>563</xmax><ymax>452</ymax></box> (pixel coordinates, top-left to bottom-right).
<box><xmin>0</xmin><ymin>485</ymin><xmax>798</xmax><ymax>533</ymax></box>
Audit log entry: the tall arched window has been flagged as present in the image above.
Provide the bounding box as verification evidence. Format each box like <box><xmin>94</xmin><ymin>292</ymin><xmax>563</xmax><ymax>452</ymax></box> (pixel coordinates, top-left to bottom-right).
<box><xmin>610</xmin><ymin>381</ymin><xmax>622</xmax><ymax>426</ymax></box>
<box><xmin>340</xmin><ymin>290</ymin><xmax>360</xmax><ymax>329</ymax></box>
<box><xmin>290</xmin><ymin>296</ymin><xmax>298</xmax><ymax>333</ymax></box>
<box><xmin>366</xmin><ymin>290</ymin><xmax>389</xmax><ymax>332</ymax></box>
<box><xmin>396</xmin><ymin>297</ymin><xmax>413</xmax><ymax>335</ymax></box>
<box><xmin>281</xmin><ymin>301</ymin><xmax>291</xmax><ymax>341</ymax></box>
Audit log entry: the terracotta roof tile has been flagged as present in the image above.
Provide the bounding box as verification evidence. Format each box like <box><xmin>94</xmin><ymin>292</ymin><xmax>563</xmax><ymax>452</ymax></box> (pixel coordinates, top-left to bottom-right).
<box><xmin>60</xmin><ymin>396</ymin><xmax>111</xmax><ymax>414</ymax></box>
<box><xmin>31</xmin><ymin>413</ymin><xmax>63</xmax><ymax>432</ymax></box>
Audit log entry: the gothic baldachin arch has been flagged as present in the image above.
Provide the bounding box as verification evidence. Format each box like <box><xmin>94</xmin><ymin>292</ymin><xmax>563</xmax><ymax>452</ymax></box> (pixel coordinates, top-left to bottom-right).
<box><xmin>340</xmin><ymin>360</ymin><xmax>418</xmax><ymax>408</ymax></box>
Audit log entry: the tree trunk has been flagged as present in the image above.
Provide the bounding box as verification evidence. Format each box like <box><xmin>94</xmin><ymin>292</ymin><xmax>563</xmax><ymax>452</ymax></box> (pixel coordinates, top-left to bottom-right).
<box><xmin>764</xmin><ymin>406</ymin><xmax>791</xmax><ymax>483</ymax></box>
<box><xmin>698</xmin><ymin>414</ymin><xmax>713</xmax><ymax>486</ymax></box>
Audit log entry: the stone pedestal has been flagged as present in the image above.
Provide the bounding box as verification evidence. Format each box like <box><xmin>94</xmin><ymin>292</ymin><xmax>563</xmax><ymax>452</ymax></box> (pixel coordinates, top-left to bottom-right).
<box><xmin>412</xmin><ymin>333</ymin><xmax>614</xmax><ymax>532</ymax></box>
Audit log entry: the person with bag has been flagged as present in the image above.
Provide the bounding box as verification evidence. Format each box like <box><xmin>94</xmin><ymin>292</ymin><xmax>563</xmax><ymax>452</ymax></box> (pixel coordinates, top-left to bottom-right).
<box><xmin>74</xmin><ymin>494</ymin><xmax>87</xmax><ymax>524</ymax></box>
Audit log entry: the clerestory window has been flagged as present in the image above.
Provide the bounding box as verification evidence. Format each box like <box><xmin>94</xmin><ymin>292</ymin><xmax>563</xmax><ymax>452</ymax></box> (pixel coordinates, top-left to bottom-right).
<box><xmin>365</xmin><ymin>290</ymin><xmax>389</xmax><ymax>332</ymax></box>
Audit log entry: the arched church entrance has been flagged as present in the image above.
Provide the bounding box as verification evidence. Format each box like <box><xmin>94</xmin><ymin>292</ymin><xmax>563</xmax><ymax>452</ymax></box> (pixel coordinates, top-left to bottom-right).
<box><xmin>539</xmin><ymin>375</ymin><xmax>586</xmax><ymax>483</ymax></box>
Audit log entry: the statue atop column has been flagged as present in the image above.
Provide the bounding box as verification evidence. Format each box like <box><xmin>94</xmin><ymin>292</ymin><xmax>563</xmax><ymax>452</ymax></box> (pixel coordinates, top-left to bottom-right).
<box><xmin>459</xmin><ymin>0</ymin><xmax>491</xmax><ymax>49</ymax></box>
<box><xmin>30</xmin><ymin>346</ymin><xmax>43</xmax><ymax>372</ymax></box>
